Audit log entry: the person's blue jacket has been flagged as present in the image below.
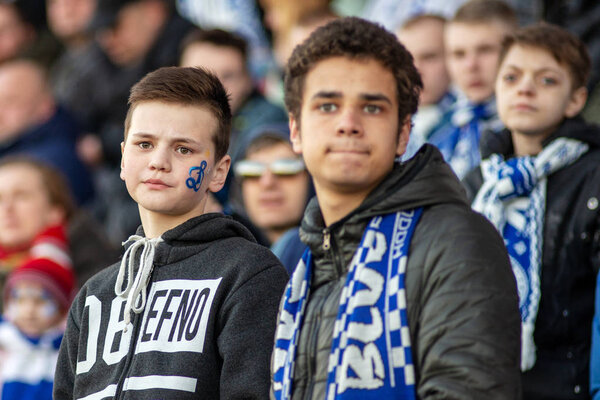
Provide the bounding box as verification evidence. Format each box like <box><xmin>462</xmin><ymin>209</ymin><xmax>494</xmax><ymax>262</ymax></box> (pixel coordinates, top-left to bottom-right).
<box><xmin>0</xmin><ymin>106</ymin><xmax>94</xmax><ymax>205</ymax></box>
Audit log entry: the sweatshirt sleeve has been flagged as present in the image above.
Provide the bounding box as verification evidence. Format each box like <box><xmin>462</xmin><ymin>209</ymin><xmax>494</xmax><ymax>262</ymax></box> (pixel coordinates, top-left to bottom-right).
<box><xmin>411</xmin><ymin>206</ymin><xmax>522</xmax><ymax>400</ymax></box>
<box><xmin>216</xmin><ymin>263</ymin><xmax>288</xmax><ymax>399</ymax></box>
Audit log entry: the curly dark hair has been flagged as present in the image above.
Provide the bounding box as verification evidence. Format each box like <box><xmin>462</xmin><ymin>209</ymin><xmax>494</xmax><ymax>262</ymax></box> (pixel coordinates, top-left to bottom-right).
<box><xmin>284</xmin><ymin>17</ymin><xmax>422</xmax><ymax>125</ymax></box>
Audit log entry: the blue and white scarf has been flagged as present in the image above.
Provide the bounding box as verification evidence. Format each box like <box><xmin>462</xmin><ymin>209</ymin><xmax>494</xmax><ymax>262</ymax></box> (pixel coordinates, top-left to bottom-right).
<box><xmin>430</xmin><ymin>96</ymin><xmax>502</xmax><ymax>179</ymax></box>
<box><xmin>272</xmin><ymin>209</ymin><xmax>423</xmax><ymax>399</ymax></box>
<box><xmin>472</xmin><ymin>138</ymin><xmax>588</xmax><ymax>370</ymax></box>
<box><xmin>403</xmin><ymin>91</ymin><xmax>456</xmax><ymax>160</ymax></box>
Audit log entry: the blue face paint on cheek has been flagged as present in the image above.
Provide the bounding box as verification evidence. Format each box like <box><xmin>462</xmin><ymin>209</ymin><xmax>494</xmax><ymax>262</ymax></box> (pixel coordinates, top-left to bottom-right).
<box><xmin>186</xmin><ymin>160</ymin><xmax>208</xmax><ymax>192</ymax></box>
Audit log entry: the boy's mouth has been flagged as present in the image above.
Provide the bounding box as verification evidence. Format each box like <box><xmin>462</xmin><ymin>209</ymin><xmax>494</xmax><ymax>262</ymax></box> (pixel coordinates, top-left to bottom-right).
<box><xmin>512</xmin><ymin>103</ymin><xmax>537</xmax><ymax>112</ymax></box>
<box><xmin>144</xmin><ymin>179</ymin><xmax>171</xmax><ymax>188</ymax></box>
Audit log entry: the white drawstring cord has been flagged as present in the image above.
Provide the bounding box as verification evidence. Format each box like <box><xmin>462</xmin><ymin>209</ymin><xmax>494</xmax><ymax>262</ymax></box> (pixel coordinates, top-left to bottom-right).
<box><xmin>115</xmin><ymin>235</ymin><xmax>163</xmax><ymax>332</ymax></box>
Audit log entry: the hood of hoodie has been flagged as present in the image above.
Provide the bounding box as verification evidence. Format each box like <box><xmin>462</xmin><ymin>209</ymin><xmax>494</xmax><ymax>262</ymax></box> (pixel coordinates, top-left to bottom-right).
<box><xmin>132</xmin><ymin>213</ymin><xmax>257</xmax><ymax>267</ymax></box>
<box><xmin>300</xmin><ymin>144</ymin><xmax>468</xmax><ymax>283</ymax></box>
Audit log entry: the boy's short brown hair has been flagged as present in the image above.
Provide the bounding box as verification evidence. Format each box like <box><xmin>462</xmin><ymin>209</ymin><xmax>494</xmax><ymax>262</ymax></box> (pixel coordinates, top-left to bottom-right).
<box><xmin>284</xmin><ymin>17</ymin><xmax>422</xmax><ymax>125</ymax></box>
<box><xmin>451</xmin><ymin>0</ymin><xmax>517</xmax><ymax>27</ymax></box>
<box><xmin>179</xmin><ymin>28</ymin><xmax>248</xmax><ymax>63</ymax></box>
<box><xmin>498</xmin><ymin>22</ymin><xmax>591</xmax><ymax>90</ymax></box>
<box><xmin>124</xmin><ymin>66</ymin><xmax>232</xmax><ymax>162</ymax></box>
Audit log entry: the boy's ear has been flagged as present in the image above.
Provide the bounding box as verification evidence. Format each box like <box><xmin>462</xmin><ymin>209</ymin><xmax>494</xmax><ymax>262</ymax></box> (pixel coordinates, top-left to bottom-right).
<box><xmin>396</xmin><ymin>115</ymin><xmax>412</xmax><ymax>157</ymax></box>
<box><xmin>289</xmin><ymin>113</ymin><xmax>302</xmax><ymax>155</ymax></box>
<box><xmin>565</xmin><ymin>86</ymin><xmax>588</xmax><ymax>118</ymax></box>
<box><xmin>119</xmin><ymin>142</ymin><xmax>126</xmax><ymax>181</ymax></box>
<box><xmin>208</xmin><ymin>154</ymin><xmax>231</xmax><ymax>193</ymax></box>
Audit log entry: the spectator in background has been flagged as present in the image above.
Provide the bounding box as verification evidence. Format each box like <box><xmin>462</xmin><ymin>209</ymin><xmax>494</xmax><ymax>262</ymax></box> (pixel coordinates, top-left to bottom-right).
<box><xmin>180</xmin><ymin>28</ymin><xmax>287</xmax><ymax>204</ymax></box>
<box><xmin>259</xmin><ymin>0</ymin><xmax>332</xmax><ymax>69</ymax></box>
<box><xmin>0</xmin><ymin>256</ymin><xmax>75</xmax><ymax>400</ymax></box>
<box><xmin>231</xmin><ymin>124</ymin><xmax>311</xmax><ymax>274</ymax></box>
<box><xmin>0</xmin><ymin>157</ymin><xmax>118</xmax><ymax>300</ymax></box>
<box><xmin>462</xmin><ymin>23</ymin><xmax>599</xmax><ymax>400</ymax></box>
<box><xmin>0</xmin><ymin>0</ymin><xmax>61</xmax><ymax>68</ymax></box>
<box><xmin>396</xmin><ymin>14</ymin><xmax>456</xmax><ymax>159</ymax></box>
<box><xmin>0</xmin><ymin>59</ymin><xmax>94</xmax><ymax>206</ymax></box>
<box><xmin>46</xmin><ymin>0</ymin><xmax>113</xmax><ymax>143</ymax></box>
<box><xmin>433</xmin><ymin>0</ymin><xmax>516</xmax><ymax>179</ymax></box>
<box><xmin>175</xmin><ymin>0</ymin><xmax>275</xmax><ymax>83</ymax></box>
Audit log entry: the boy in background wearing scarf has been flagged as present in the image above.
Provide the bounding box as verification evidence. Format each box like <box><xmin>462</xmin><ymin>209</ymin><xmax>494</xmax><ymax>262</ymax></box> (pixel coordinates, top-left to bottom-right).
<box><xmin>271</xmin><ymin>16</ymin><xmax>521</xmax><ymax>400</ymax></box>
<box><xmin>464</xmin><ymin>23</ymin><xmax>600</xmax><ymax>400</ymax></box>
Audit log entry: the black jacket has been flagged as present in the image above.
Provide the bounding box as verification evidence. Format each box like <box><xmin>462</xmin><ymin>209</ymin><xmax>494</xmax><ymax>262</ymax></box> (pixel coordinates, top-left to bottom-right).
<box><xmin>54</xmin><ymin>214</ymin><xmax>289</xmax><ymax>399</ymax></box>
<box><xmin>282</xmin><ymin>145</ymin><xmax>522</xmax><ymax>399</ymax></box>
<box><xmin>464</xmin><ymin>117</ymin><xmax>600</xmax><ymax>400</ymax></box>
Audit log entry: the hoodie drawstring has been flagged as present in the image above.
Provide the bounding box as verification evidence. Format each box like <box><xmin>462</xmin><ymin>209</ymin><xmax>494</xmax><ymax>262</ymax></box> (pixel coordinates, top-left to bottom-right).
<box><xmin>115</xmin><ymin>235</ymin><xmax>163</xmax><ymax>331</ymax></box>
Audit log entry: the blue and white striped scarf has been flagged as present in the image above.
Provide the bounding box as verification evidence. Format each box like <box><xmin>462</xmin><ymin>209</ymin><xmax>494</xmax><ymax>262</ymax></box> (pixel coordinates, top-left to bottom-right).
<box><xmin>429</xmin><ymin>96</ymin><xmax>502</xmax><ymax>179</ymax></box>
<box><xmin>272</xmin><ymin>209</ymin><xmax>423</xmax><ymax>399</ymax></box>
<box><xmin>472</xmin><ymin>138</ymin><xmax>588</xmax><ymax>370</ymax></box>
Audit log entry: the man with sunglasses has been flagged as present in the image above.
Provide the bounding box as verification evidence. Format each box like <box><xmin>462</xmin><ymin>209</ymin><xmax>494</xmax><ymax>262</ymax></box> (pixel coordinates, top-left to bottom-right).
<box><xmin>270</xmin><ymin>17</ymin><xmax>521</xmax><ymax>399</ymax></box>
<box><xmin>232</xmin><ymin>124</ymin><xmax>311</xmax><ymax>274</ymax></box>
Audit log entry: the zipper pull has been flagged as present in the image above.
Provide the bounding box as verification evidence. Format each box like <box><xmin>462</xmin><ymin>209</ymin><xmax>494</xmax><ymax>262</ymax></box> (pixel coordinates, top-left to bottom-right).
<box><xmin>323</xmin><ymin>229</ymin><xmax>331</xmax><ymax>251</ymax></box>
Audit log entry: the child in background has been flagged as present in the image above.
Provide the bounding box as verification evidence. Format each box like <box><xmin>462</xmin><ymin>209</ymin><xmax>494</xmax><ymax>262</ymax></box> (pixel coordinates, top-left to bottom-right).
<box><xmin>0</xmin><ymin>156</ymin><xmax>73</xmax><ymax>311</ymax></box>
<box><xmin>0</xmin><ymin>257</ymin><xmax>75</xmax><ymax>400</ymax></box>
<box><xmin>463</xmin><ymin>22</ymin><xmax>600</xmax><ymax>400</ymax></box>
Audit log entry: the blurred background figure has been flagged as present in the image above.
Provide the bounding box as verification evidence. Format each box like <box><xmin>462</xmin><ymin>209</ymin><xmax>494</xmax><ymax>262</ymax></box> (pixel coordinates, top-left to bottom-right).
<box><xmin>231</xmin><ymin>124</ymin><xmax>312</xmax><ymax>274</ymax></box>
<box><xmin>180</xmin><ymin>28</ymin><xmax>287</xmax><ymax>205</ymax></box>
<box><xmin>46</xmin><ymin>0</ymin><xmax>113</xmax><ymax>145</ymax></box>
<box><xmin>0</xmin><ymin>157</ymin><xmax>118</xmax><ymax>306</ymax></box>
<box><xmin>0</xmin><ymin>0</ymin><xmax>61</xmax><ymax>68</ymax></box>
<box><xmin>0</xmin><ymin>256</ymin><xmax>74</xmax><ymax>400</ymax></box>
<box><xmin>396</xmin><ymin>14</ymin><xmax>456</xmax><ymax>159</ymax></box>
<box><xmin>427</xmin><ymin>0</ymin><xmax>517</xmax><ymax>179</ymax></box>
<box><xmin>0</xmin><ymin>59</ymin><xmax>94</xmax><ymax>206</ymax></box>
<box><xmin>175</xmin><ymin>0</ymin><xmax>275</xmax><ymax>84</ymax></box>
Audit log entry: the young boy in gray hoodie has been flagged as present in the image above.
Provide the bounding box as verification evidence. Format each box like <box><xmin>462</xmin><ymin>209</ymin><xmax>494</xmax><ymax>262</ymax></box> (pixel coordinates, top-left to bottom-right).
<box><xmin>53</xmin><ymin>66</ymin><xmax>289</xmax><ymax>399</ymax></box>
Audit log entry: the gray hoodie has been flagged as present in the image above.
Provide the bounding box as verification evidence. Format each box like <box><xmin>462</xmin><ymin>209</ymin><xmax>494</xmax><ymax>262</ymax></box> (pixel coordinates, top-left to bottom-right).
<box><xmin>55</xmin><ymin>213</ymin><xmax>288</xmax><ymax>399</ymax></box>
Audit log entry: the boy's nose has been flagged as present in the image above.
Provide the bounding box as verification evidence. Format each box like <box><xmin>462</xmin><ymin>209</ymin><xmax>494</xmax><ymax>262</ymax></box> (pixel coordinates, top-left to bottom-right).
<box><xmin>258</xmin><ymin>169</ymin><xmax>278</xmax><ymax>188</ymax></box>
<box><xmin>517</xmin><ymin>76</ymin><xmax>536</xmax><ymax>95</ymax></box>
<box><xmin>149</xmin><ymin>149</ymin><xmax>171</xmax><ymax>171</ymax></box>
<box><xmin>336</xmin><ymin>108</ymin><xmax>363</xmax><ymax>136</ymax></box>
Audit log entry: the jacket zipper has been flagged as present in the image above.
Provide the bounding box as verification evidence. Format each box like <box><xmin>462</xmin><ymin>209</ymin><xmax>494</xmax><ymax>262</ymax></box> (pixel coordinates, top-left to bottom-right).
<box><xmin>304</xmin><ymin>229</ymin><xmax>344</xmax><ymax>399</ymax></box>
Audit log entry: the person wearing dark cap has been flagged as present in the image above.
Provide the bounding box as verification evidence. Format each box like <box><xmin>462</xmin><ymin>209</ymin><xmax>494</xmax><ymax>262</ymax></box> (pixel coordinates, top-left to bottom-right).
<box><xmin>0</xmin><ymin>257</ymin><xmax>75</xmax><ymax>400</ymax></box>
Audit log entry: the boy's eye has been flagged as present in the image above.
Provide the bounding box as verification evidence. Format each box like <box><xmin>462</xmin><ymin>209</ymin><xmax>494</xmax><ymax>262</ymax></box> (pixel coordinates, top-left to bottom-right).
<box><xmin>502</xmin><ymin>73</ymin><xmax>518</xmax><ymax>83</ymax></box>
<box><xmin>138</xmin><ymin>141</ymin><xmax>152</xmax><ymax>149</ymax></box>
<box><xmin>363</xmin><ymin>104</ymin><xmax>382</xmax><ymax>114</ymax></box>
<box><xmin>176</xmin><ymin>146</ymin><xmax>192</xmax><ymax>155</ymax></box>
<box><xmin>540</xmin><ymin>76</ymin><xmax>558</xmax><ymax>86</ymax></box>
<box><xmin>318</xmin><ymin>103</ymin><xmax>337</xmax><ymax>113</ymax></box>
